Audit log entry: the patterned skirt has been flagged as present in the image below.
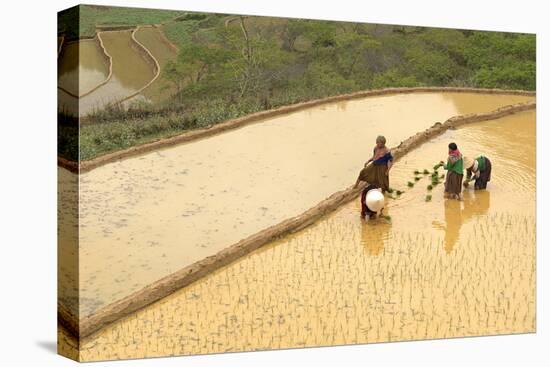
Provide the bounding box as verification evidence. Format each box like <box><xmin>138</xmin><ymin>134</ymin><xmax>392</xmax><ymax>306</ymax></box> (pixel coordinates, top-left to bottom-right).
<box><xmin>357</xmin><ymin>163</ymin><xmax>390</xmax><ymax>192</ymax></box>
<box><xmin>444</xmin><ymin>171</ymin><xmax>463</xmax><ymax>195</ymax></box>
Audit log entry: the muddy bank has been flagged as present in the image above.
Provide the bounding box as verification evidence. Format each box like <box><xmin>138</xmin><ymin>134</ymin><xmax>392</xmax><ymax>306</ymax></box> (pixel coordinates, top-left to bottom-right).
<box><xmin>58</xmin><ymin>87</ymin><xmax>534</xmax><ymax>174</ymax></box>
<box><xmin>128</xmin><ymin>25</ymin><xmax>178</xmax><ymax>103</ymax></box>
<box><xmin>108</xmin><ymin>26</ymin><xmax>161</xmax><ymax>106</ymax></box>
<box><xmin>73</xmin><ymin>30</ymin><xmax>157</xmax><ymax>116</ymax></box>
<box><xmin>57</xmin><ymin>36</ymin><xmax>112</xmax><ymax>99</ymax></box>
<box><xmin>66</xmin><ymin>110</ymin><xmax>535</xmax><ymax>360</ymax></box>
<box><xmin>57</xmin><ymin>28</ymin><xmax>162</xmax><ymax>116</ymax></box>
<box><xmin>71</xmin><ymin>92</ymin><xmax>532</xmax><ymax>321</ymax></box>
<box><xmin>156</xmin><ymin>24</ymin><xmax>179</xmax><ymax>53</ymax></box>
<box><xmin>82</xmin><ymin>33</ymin><xmax>113</xmax><ymax>98</ymax></box>
<box><xmin>61</xmin><ymin>99</ymin><xmax>535</xmax><ymax>339</ymax></box>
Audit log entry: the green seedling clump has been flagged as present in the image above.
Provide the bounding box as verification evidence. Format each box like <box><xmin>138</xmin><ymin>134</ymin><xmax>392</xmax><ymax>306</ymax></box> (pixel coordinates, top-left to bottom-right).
<box><xmin>414</xmin><ymin>170</ymin><xmax>421</xmax><ymax>175</ymax></box>
<box><xmin>425</xmin><ymin>194</ymin><xmax>432</xmax><ymax>202</ymax></box>
<box><xmin>414</xmin><ymin>176</ymin><xmax>421</xmax><ymax>181</ymax></box>
<box><xmin>427</xmin><ymin>184</ymin><xmax>433</xmax><ymax>190</ymax></box>
<box><xmin>387</xmin><ymin>187</ymin><xmax>394</xmax><ymax>193</ymax></box>
<box><xmin>407</xmin><ymin>181</ymin><xmax>414</xmax><ymax>187</ymax></box>
<box><xmin>423</xmin><ymin>169</ymin><xmax>430</xmax><ymax>175</ymax></box>
<box><xmin>396</xmin><ymin>190</ymin><xmax>403</xmax><ymax>195</ymax></box>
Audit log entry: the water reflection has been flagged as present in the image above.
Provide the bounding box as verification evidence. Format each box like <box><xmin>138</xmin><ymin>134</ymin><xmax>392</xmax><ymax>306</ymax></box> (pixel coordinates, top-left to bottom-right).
<box><xmin>441</xmin><ymin>92</ymin><xmax>532</xmax><ymax>117</ymax></box>
<box><xmin>462</xmin><ymin>189</ymin><xmax>491</xmax><ymax>219</ymax></box>
<box><xmin>432</xmin><ymin>190</ymin><xmax>491</xmax><ymax>253</ymax></box>
<box><xmin>61</xmin><ymin>111</ymin><xmax>535</xmax><ymax>360</ymax></box>
<box><xmin>68</xmin><ymin>93</ymin><xmax>533</xmax><ymax>317</ymax></box>
<box><xmin>58</xmin><ymin>40</ymin><xmax>110</xmax><ymax>97</ymax></box>
<box><xmin>360</xmin><ymin>219</ymin><xmax>391</xmax><ymax>256</ymax></box>
<box><xmin>335</xmin><ymin>100</ymin><xmax>349</xmax><ymax>112</ymax></box>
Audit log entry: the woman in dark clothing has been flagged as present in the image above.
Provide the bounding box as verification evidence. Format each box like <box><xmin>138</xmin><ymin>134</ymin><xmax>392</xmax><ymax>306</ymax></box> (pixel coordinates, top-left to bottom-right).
<box><xmin>463</xmin><ymin>155</ymin><xmax>492</xmax><ymax>190</ymax></box>
<box><xmin>354</xmin><ymin>135</ymin><xmax>394</xmax><ymax>193</ymax></box>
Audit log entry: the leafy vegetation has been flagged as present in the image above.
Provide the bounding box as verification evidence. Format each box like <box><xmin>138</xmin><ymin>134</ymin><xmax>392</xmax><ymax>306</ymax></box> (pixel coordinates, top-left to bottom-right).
<box><xmin>58</xmin><ymin>4</ymin><xmax>184</xmax><ymax>39</ymax></box>
<box><xmin>57</xmin><ymin>6</ymin><xmax>536</xmax><ymax>161</ymax></box>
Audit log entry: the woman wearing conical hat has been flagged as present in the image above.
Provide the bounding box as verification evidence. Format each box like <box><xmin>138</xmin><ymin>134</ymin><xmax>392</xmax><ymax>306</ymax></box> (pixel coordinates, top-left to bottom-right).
<box><xmin>360</xmin><ymin>184</ymin><xmax>385</xmax><ymax>219</ymax></box>
<box><xmin>463</xmin><ymin>155</ymin><xmax>492</xmax><ymax>190</ymax></box>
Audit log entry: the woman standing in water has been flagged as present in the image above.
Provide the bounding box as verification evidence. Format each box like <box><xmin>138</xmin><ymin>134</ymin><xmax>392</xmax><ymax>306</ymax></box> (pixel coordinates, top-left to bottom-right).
<box><xmin>354</xmin><ymin>135</ymin><xmax>394</xmax><ymax>193</ymax></box>
<box><xmin>440</xmin><ymin>142</ymin><xmax>464</xmax><ymax>200</ymax></box>
<box><xmin>463</xmin><ymin>155</ymin><xmax>492</xmax><ymax>190</ymax></box>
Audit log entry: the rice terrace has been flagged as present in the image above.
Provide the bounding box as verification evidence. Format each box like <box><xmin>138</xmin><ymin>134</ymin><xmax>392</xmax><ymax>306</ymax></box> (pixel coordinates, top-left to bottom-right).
<box><xmin>57</xmin><ymin>4</ymin><xmax>536</xmax><ymax>362</ymax></box>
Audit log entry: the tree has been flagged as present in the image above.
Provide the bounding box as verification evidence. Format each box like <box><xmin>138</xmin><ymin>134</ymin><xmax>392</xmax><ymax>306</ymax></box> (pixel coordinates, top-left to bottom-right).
<box><xmin>163</xmin><ymin>43</ymin><xmax>231</xmax><ymax>98</ymax></box>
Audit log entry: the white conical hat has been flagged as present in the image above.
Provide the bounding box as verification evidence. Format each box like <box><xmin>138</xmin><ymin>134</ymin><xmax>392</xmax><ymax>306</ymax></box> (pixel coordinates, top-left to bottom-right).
<box><xmin>366</xmin><ymin>189</ymin><xmax>385</xmax><ymax>212</ymax></box>
<box><xmin>463</xmin><ymin>156</ymin><xmax>474</xmax><ymax>169</ymax></box>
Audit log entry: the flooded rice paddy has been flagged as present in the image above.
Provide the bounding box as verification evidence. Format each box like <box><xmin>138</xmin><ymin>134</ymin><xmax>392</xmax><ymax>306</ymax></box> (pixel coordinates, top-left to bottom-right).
<box><xmin>56</xmin><ymin>92</ymin><xmax>533</xmax><ymax>321</ymax></box>
<box><xmin>58</xmin><ymin>110</ymin><xmax>535</xmax><ymax>361</ymax></box>
<box><xmin>57</xmin><ymin>27</ymin><xmax>176</xmax><ymax>116</ymax></box>
<box><xmin>57</xmin><ymin>40</ymin><xmax>110</xmax><ymax>97</ymax></box>
<box><xmin>131</xmin><ymin>26</ymin><xmax>177</xmax><ymax>103</ymax></box>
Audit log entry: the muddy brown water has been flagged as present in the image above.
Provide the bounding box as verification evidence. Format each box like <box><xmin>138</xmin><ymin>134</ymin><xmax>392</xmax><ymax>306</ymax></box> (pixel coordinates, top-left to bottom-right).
<box><xmin>57</xmin><ymin>40</ymin><xmax>110</xmax><ymax>97</ymax></box>
<box><xmin>58</xmin><ymin>28</ymin><xmax>177</xmax><ymax>116</ymax></box>
<box><xmin>58</xmin><ymin>109</ymin><xmax>535</xmax><ymax>360</ymax></box>
<box><xmin>57</xmin><ymin>92</ymin><xmax>533</xmax><ymax>321</ymax></box>
<box><xmin>58</xmin><ymin>40</ymin><xmax>111</xmax><ymax>115</ymax></box>
<box><xmin>129</xmin><ymin>26</ymin><xmax>177</xmax><ymax>104</ymax></box>
<box><xmin>58</xmin><ymin>31</ymin><xmax>156</xmax><ymax>116</ymax></box>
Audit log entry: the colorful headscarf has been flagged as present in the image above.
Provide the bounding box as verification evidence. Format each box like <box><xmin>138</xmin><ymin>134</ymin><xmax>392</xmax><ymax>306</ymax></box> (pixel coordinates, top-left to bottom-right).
<box><xmin>448</xmin><ymin>149</ymin><xmax>462</xmax><ymax>164</ymax></box>
<box><xmin>373</xmin><ymin>145</ymin><xmax>389</xmax><ymax>161</ymax></box>
<box><xmin>448</xmin><ymin>148</ymin><xmax>461</xmax><ymax>157</ymax></box>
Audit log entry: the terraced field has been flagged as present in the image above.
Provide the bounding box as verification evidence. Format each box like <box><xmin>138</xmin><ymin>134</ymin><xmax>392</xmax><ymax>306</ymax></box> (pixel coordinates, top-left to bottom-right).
<box><xmin>59</xmin><ymin>110</ymin><xmax>535</xmax><ymax>361</ymax></box>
